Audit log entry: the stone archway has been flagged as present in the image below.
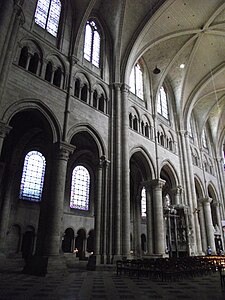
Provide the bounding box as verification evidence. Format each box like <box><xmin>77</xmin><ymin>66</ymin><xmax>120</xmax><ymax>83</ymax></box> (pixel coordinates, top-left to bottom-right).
<box><xmin>62</xmin><ymin>228</ymin><xmax>74</xmax><ymax>253</ymax></box>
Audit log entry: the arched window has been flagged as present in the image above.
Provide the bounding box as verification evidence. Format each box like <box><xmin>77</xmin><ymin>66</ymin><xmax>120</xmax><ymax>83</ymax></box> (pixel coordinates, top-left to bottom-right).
<box><xmin>133</xmin><ymin>116</ymin><xmax>138</xmax><ymax>131</ymax></box>
<box><xmin>70</xmin><ymin>165</ymin><xmax>90</xmax><ymax>211</ymax></box>
<box><xmin>74</xmin><ymin>79</ymin><xmax>80</xmax><ymax>98</ymax></box>
<box><xmin>53</xmin><ymin>67</ymin><xmax>62</xmax><ymax>87</ymax></box>
<box><xmin>28</xmin><ymin>53</ymin><xmax>39</xmax><ymax>74</ymax></box>
<box><xmin>157</xmin><ymin>86</ymin><xmax>169</xmax><ymax>119</ymax></box>
<box><xmin>18</xmin><ymin>47</ymin><xmax>28</xmax><ymax>68</ymax></box>
<box><xmin>84</xmin><ymin>20</ymin><xmax>101</xmax><ymax>67</ymax></box>
<box><xmin>93</xmin><ymin>90</ymin><xmax>98</xmax><ymax>108</ymax></box>
<box><xmin>130</xmin><ymin>63</ymin><xmax>144</xmax><ymax>99</ymax></box>
<box><xmin>141</xmin><ymin>187</ymin><xmax>146</xmax><ymax>217</ymax></box>
<box><xmin>34</xmin><ymin>0</ymin><xmax>61</xmax><ymax>37</ymax></box>
<box><xmin>45</xmin><ymin>61</ymin><xmax>53</xmax><ymax>82</ymax></box>
<box><xmin>19</xmin><ymin>151</ymin><xmax>46</xmax><ymax>202</ymax></box>
<box><xmin>81</xmin><ymin>84</ymin><xmax>88</xmax><ymax>102</ymax></box>
<box><xmin>99</xmin><ymin>94</ymin><xmax>105</xmax><ymax>112</ymax></box>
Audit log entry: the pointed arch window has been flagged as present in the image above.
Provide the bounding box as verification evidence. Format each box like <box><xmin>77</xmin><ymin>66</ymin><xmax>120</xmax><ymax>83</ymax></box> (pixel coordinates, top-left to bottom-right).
<box><xmin>157</xmin><ymin>86</ymin><xmax>169</xmax><ymax>119</ymax></box>
<box><xmin>34</xmin><ymin>0</ymin><xmax>61</xmax><ymax>37</ymax></box>
<box><xmin>19</xmin><ymin>151</ymin><xmax>46</xmax><ymax>201</ymax></box>
<box><xmin>70</xmin><ymin>165</ymin><xmax>90</xmax><ymax>210</ymax></box>
<box><xmin>141</xmin><ymin>187</ymin><xmax>147</xmax><ymax>217</ymax></box>
<box><xmin>130</xmin><ymin>63</ymin><xmax>143</xmax><ymax>99</ymax></box>
<box><xmin>84</xmin><ymin>20</ymin><xmax>101</xmax><ymax>67</ymax></box>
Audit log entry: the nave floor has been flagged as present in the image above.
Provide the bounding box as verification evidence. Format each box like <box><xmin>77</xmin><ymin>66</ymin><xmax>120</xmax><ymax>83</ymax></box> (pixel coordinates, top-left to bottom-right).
<box><xmin>0</xmin><ymin>260</ymin><xmax>224</xmax><ymax>300</ymax></box>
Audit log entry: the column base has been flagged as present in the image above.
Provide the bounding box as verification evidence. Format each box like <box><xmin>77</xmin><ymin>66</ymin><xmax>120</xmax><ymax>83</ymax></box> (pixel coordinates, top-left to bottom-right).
<box><xmin>22</xmin><ymin>254</ymin><xmax>68</xmax><ymax>276</ymax></box>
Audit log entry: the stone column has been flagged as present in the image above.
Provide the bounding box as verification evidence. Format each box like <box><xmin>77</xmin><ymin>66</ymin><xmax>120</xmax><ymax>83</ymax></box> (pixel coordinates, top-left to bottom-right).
<box><xmin>44</xmin><ymin>142</ymin><xmax>75</xmax><ymax>256</ymax></box>
<box><xmin>94</xmin><ymin>157</ymin><xmax>104</xmax><ymax>259</ymax></box>
<box><xmin>144</xmin><ymin>183</ymin><xmax>153</xmax><ymax>255</ymax></box>
<box><xmin>134</xmin><ymin>194</ymin><xmax>141</xmax><ymax>257</ymax></box>
<box><xmin>198</xmin><ymin>202</ymin><xmax>207</xmax><ymax>254</ymax></box>
<box><xmin>171</xmin><ymin>186</ymin><xmax>183</xmax><ymax>205</ymax></box>
<box><xmin>150</xmin><ymin>179</ymin><xmax>166</xmax><ymax>255</ymax></box>
<box><xmin>201</xmin><ymin>197</ymin><xmax>216</xmax><ymax>254</ymax></box>
<box><xmin>102</xmin><ymin>158</ymin><xmax>110</xmax><ymax>263</ymax></box>
<box><xmin>121</xmin><ymin>84</ymin><xmax>130</xmax><ymax>257</ymax></box>
<box><xmin>113</xmin><ymin>83</ymin><xmax>122</xmax><ymax>256</ymax></box>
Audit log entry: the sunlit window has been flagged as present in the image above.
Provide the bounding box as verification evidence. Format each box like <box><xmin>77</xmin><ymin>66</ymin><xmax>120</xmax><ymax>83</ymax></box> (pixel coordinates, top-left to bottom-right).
<box><xmin>141</xmin><ymin>187</ymin><xmax>146</xmax><ymax>217</ymax></box>
<box><xmin>34</xmin><ymin>0</ymin><xmax>61</xmax><ymax>37</ymax></box>
<box><xmin>130</xmin><ymin>63</ymin><xmax>143</xmax><ymax>99</ymax></box>
<box><xmin>19</xmin><ymin>151</ymin><xmax>46</xmax><ymax>201</ymax></box>
<box><xmin>157</xmin><ymin>86</ymin><xmax>169</xmax><ymax>119</ymax></box>
<box><xmin>70</xmin><ymin>165</ymin><xmax>90</xmax><ymax>210</ymax></box>
<box><xmin>84</xmin><ymin>20</ymin><xmax>101</xmax><ymax>67</ymax></box>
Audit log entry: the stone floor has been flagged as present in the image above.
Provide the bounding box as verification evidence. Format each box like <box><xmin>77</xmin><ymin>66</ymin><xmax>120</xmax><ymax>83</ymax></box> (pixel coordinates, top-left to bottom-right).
<box><xmin>0</xmin><ymin>259</ymin><xmax>225</xmax><ymax>300</ymax></box>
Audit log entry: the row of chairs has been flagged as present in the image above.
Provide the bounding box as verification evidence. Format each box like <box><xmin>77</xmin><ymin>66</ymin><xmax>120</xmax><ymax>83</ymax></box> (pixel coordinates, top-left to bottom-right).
<box><xmin>116</xmin><ymin>256</ymin><xmax>219</xmax><ymax>282</ymax></box>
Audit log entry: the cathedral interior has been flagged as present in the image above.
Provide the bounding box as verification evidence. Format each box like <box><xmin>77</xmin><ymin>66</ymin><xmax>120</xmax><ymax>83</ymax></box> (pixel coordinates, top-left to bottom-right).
<box><xmin>0</xmin><ymin>0</ymin><xmax>225</xmax><ymax>278</ymax></box>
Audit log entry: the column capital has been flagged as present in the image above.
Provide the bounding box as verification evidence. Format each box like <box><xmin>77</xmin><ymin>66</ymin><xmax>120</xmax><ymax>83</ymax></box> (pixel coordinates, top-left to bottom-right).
<box><xmin>121</xmin><ymin>83</ymin><xmax>130</xmax><ymax>93</ymax></box>
<box><xmin>177</xmin><ymin>130</ymin><xmax>189</xmax><ymax>137</ymax></box>
<box><xmin>199</xmin><ymin>197</ymin><xmax>212</xmax><ymax>205</ymax></box>
<box><xmin>0</xmin><ymin>122</ymin><xmax>12</xmax><ymax>138</ymax></box>
<box><xmin>70</xmin><ymin>55</ymin><xmax>79</xmax><ymax>65</ymax></box>
<box><xmin>112</xmin><ymin>83</ymin><xmax>123</xmax><ymax>90</ymax></box>
<box><xmin>143</xmin><ymin>178</ymin><xmax>166</xmax><ymax>191</ymax></box>
<box><xmin>54</xmin><ymin>141</ymin><xmax>76</xmax><ymax>161</ymax></box>
<box><xmin>99</xmin><ymin>155</ymin><xmax>110</xmax><ymax>168</ymax></box>
<box><xmin>212</xmin><ymin>201</ymin><xmax>221</xmax><ymax>208</ymax></box>
<box><xmin>171</xmin><ymin>185</ymin><xmax>183</xmax><ymax>195</ymax></box>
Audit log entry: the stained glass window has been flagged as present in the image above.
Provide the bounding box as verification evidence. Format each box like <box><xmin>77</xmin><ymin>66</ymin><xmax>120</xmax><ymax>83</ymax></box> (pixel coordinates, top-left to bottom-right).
<box><xmin>141</xmin><ymin>187</ymin><xmax>146</xmax><ymax>217</ymax></box>
<box><xmin>157</xmin><ymin>86</ymin><xmax>169</xmax><ymax>119</ymax></box>
<box><xmin>129</xmin><ymin>63</ymin><xmax>144</xmax><ymax>99</ymax></box>
<box><xmin>70</xmin><ymin>165</ymin><xmax>90</xmax><ymax>210</ymax></box>
<box><xmin>84</xmin><ymin>20</ymin><xmax>101</xmax><ymax>67</ymax></box>
<box><xmin>34</xmin><ymin>0</ymin><xmax>61</xmax><ymax>37</ymax></box>
<box><xmin>19</xmin><ymin>151</ymin><xmax>46</xmax><ymax>201</ymax></box>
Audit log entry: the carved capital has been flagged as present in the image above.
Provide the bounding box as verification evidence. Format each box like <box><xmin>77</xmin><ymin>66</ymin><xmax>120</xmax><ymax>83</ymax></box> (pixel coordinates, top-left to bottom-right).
<box><xmin>54</xmin><ymin>142</ymin><xmax>76</xmax><ymax>161</ymax></box>
<box><xmin>99</xmin><ymin>155</ymin><xmax>110</xmax><ymax>168</ymax></box>
<box><xmin>143</xmin><ymin>178</ymin><xmax>166</xmax><ymax>191</ymax></box>
<box><xmin>199</xmin><ymin>197</ymin><xmax>212</xmax><ymax>205</ymax></box>
<box><xmin>0</xmin><ymin>122</ymin><xmax>12</xmax><ymax>139</ymax></box>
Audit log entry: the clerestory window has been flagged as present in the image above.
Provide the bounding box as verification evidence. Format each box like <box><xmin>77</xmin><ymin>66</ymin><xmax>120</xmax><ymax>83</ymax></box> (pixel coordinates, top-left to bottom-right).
<box><xmin>84</xmin><ymin>20</ymin><xmax>101</xmax><ymax>67</ymax></box>
<box><xmin>34</xmin><ymin>0</ymin><xmax>61</xmax><ymax>37</ymax></box>
<box><xmin>157</xmin><ymin>86</ymin><xmax>169</xmax><ymax>119</ymax></box>
<box><xmin>130</xmin><ymin>63</ymin><xmax>144</xmax><ymax>99</ymax></box>
<box><xmin>19</xmin><ymin>151</ymin><xmax>46</xmax><ymax>202</ymax></box>
<box><xmin>70</xmin><ymin>165</ymin><xmax>90</xmax><ymax>210</ymax></box>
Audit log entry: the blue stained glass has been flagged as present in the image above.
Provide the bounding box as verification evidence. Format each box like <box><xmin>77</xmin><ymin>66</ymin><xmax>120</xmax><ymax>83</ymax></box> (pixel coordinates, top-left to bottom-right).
<box><xmin>19</xmin><ymin>151</ymin><xmax>46</xmax><ymax>202</ymax></box>
<box><xmin>35</xmin><ymin>0</ymin><xmax>61</xmax><ymax>37</ymax></box>
<box><xmin>70</xmin><ymin>166</ymin><xmax>90</xmax><ymax>210</ymax></box>
<box><xmin>47</xmin><ymin>0</ymin><xmax>61</xmax><ymax>37</ymax></box>
<box><xmin>35</xmin><ymin>0</ymin><xmax>50</xmax><ymax>29</ymax></box>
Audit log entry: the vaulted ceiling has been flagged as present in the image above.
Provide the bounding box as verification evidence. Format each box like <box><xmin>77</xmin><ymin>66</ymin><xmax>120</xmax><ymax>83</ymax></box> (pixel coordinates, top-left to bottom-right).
<box><xmin>72</xmin><ymin>0</ymin><xmax>225</xmax><ymax>150</ymax></box>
